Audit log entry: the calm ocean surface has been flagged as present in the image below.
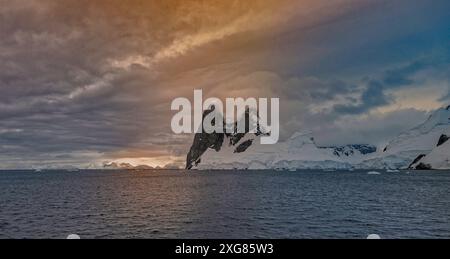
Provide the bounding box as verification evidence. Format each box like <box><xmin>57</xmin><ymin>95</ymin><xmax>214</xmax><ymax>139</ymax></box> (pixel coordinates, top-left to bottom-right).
<box><xmin>0</xmin><ymin>169</ymin><xmax>449</xmax><ymax>239</ymax></box>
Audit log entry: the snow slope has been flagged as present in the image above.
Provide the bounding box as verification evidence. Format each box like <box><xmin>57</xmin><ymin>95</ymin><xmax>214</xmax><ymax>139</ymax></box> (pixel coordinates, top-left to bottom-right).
<box><xmin>410</xmin><ymin>140</ymin><xmax>450</xmax><ymax>169</ymax></box>
<box><xmin>384</xmin><ymin>107</ymin><xmax>450</xmax><ymax>153</ymax></box>
<box><xmin>364</xmin><ymin>107</ymin><xmax>450</xmax><ymax>169</ymax></box>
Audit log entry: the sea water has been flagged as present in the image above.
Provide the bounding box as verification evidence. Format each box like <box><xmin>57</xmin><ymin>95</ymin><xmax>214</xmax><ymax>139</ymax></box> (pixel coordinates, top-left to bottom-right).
<box><xmin>0</xmin><ymin>169</ymin><xmax>449</xmax><ymax>239</ymax></box>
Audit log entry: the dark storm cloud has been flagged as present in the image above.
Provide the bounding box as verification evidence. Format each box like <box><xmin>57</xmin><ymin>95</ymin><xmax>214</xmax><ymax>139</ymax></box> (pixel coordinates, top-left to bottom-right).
<box><xmin>333</xmin><ymin>80</ymin><xmax>391</xmax><ymax>115</ymax></box>
<box><xmin>329</xmin><ymin>53</ymin><xmax>450</xmax><ymax>116</ymax></box>
<box><xmin>278</xmin><ymin>77</ymin><xmax>359</xmax><ymax>103</ymax></box>
<box><xmin>382</xmin><ymin>61</ymin><xmax>426</xmax><ymax>87</ymax></box>
<box><xmin>313</xmin><ymin>108</ymin><xmax>430</xmax><ymax>146</ymax></box>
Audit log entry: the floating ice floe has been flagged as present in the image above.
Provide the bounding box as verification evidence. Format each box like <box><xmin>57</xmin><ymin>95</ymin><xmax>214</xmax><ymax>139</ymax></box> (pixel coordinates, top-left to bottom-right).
<box><xmin>67</xmin><ymin>234</ymin><xmax>81</xmax><ymax>239</ymax></box>
<box><xmin>386</xmin><ymin>169</ymin><xmax>400</xmax><ymax>173</ymax></box>
<box><xmin>367</xmin><ymin>234</ymin><xmax>381</xmax><ymax>239</ymax></box>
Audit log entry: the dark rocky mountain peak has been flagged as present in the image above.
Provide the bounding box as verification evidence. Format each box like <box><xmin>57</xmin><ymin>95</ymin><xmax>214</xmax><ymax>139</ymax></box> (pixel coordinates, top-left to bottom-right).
<box><xmin>186</xmin><ymin>107</ymin><xmax>268</xmax><ymax>169</ymax></box>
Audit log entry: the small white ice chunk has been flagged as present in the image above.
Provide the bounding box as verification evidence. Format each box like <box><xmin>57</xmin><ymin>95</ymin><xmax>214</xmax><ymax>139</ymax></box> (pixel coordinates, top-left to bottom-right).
<box><xmin>367</xmin><ymin>234</ymin><xmax>381</xmax><ymax>239</ymax></box>
<box><xmin>67</xmin><ymin>234</ymin><xmax>81</xmax><ymax>239</ymax></box>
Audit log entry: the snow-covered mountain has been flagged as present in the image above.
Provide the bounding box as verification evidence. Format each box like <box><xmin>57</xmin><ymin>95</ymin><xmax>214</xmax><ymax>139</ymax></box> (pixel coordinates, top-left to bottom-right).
<box><xmin>103</xmin><ymin>162</ymin><xmax>154</xmax><ymax>170</ymax></box>
<box><xmin>384</xmin><ymin>106</ymin><xmax>450</xmax><ymax>153</ymax></box>
<box><xmin>409</xmin><ymin>137</ymin><xmax>450</xmax><ymax>169</ymax></box>
<box><xmin>322</xmin><ymin>144</ymin><xmax>377</xmax><ymax>157</ymax></box>
<box><xmin>193</xmin><ymin>131</ymin><xmax>356</xmax><ymax>170</ymax></box>
<box><xmin>364</xmin><ymin>106</ymin><xmax>450</xmax><ymax>169</ymax></box>
<box><xmin>185</xmin><ymin>108</ymin><xmax>377</xmax><ymax>170</ymax></box>
<box><xmin>186</xmin><ymin>105</ymin><xmax>450</xmax><ymax>170</ymax></box>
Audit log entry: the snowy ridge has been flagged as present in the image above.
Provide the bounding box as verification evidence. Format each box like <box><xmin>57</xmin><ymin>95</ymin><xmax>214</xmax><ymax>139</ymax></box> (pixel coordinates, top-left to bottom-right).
<box><xmin>373</xmin><ymin>107</ymin><xmax>450</xmax><ymax>169</ymax></box>
<box><xmin>383</xmin><ymin>107</ymin><xmax>450</xmax><ymax>154</ymax></box>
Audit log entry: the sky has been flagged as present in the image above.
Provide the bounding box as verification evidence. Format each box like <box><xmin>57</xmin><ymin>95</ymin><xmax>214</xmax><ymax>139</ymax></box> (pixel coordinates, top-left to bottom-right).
<box><xmin>0</xmin><ymin>0</ymin><xmax>449</xmax><ymax>169</ymax></box>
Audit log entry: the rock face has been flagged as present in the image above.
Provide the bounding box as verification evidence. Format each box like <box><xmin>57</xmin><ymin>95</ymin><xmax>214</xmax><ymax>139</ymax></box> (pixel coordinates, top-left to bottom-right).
<box><xmin>326</xmin><ymin>145</ymin><xmax>377</xmax><ymax>157</ymax></box>
<box><xmin>415</xmin><ymin>163</ymin><xmax>433</xmax><ymax>170</ymax></box>
<box><xmin>186</xmin><ymin>107</ymin><xmax>265</xmax><ymax>169</ymax></box>
<box><xmin>186</xmin><ymin>131</ymin><xmax>224</xmax><ymax>169</ymax></box>
<box><xmin>408</xmin><ymin>154</ymin><xmax>427</xmax><ymax>169</ymax></box>
<box><xmin>234</xmin><ymin>140</ymin><xmax>254</xmax><ymax>153</ymax></box>
<box><xmin>437</xmin><ymin>134</ymin><xmax>449</xmax><ymax>147</ymax></box>
<box><xmin>186</xmin><ymin>106</ymin><xmax>225</xmax><ymax>169</ymax></box>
